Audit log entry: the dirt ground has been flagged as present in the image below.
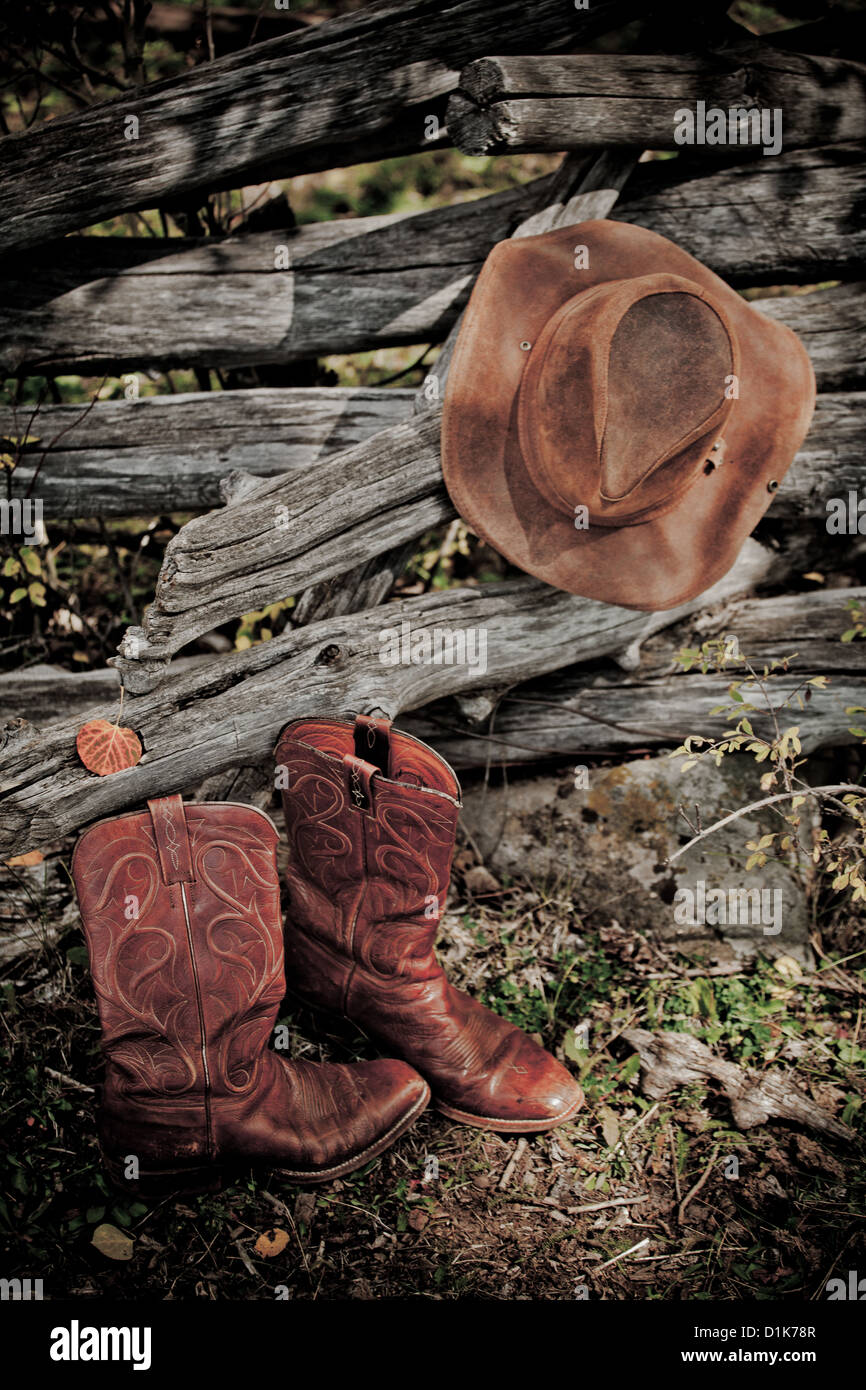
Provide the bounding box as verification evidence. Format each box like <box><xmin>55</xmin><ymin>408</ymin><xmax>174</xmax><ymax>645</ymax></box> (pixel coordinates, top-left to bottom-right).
<box><xmin>1</xmin><ymin>815</ymin><xmax>863</xmax><ymax>1302</ymax></box>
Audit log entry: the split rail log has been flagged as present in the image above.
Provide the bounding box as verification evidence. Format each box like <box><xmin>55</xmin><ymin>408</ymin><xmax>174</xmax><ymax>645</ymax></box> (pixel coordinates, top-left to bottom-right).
<box><xmin>2</xmin><ymin>144</ymin><xmax>863</xmax><ymax>377</ymax></box>
<box><xmin>755</xmin><ymin>284</ymin><xmax>866</xmax><ymax>393</ymax></box>
<box><xmin>401</xmin><ymin>588</ymin><xmax>866</xmax><ymax>767</ymax></box>
<box><xmin>447</xmin><ymin>50</ymin><xmax>866</xmax><ymax>155</ymax></box>
<box><xmin>1</xmin><ymin>283</ymin><xmax>862</xmax><ymax>519</ymax></box>
<box><xmin>2</xmin><ymin>588</ymin><xmax>861</xmax><ymax>762</ymax></box>
<box><xmin>97</xmin><ymin>146</ymin><xmax>633</xmax><ymax>688</ymax></box>
<box><xmin>613</xmin><ymin>143</ymin><xmax>865</xmax><ymax>286</ymax></box>
<box><xmin>0</xmin><ymin>540</ymin><xmax>792</xmax><ymax>859</ymax></box>
<box><xmin>96</xmin><ymin>385</ymin><xmax>862</xmax><ymax>691</ymax></box>
<box><xmin>0</xmin><ymin>388</ymin><xmax>412</xmax><ymax>518</ymax></box>
<box><xmin>0</xmin><ymin>192</ymin><xmax>530</xmax><ymax>377</ymax></box>
<box><xmin>0</xmin><ymin>0</ymin><xmax>640</xmax><ymax>256</ymax></box>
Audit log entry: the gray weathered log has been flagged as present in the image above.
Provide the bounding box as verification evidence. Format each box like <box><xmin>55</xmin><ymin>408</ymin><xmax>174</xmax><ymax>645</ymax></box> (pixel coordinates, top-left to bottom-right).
<box><xmin>0</xmin><ymin>189</ymin><xmax>535</xmax><ymax>377</ymax></box>
<box><xmin>623</xmin><ymin>1028</ymin><xmax>853</xmax><ymax>1139</ymax></box>
<box><xmin>687</xmin><ymin>585</ymin><xmax>866</xmax><ymax>671</ymax></box>
<box><xmin>0</xmin><ymin>666</ymin><xmax>122</xmax><ymax>728</ymax></box>
<box><xmin>614</xmin><ymin>142</ymin><xmax>866</xmax><ymax>286</ymax></box>
<box><xmin>100</xmin><ymin>388</ymin><xmax>865</xmax><ymax>688</ymax></box>
<box><xmin>0</xmin><ymin>0</ymin><xmax>638</xmax><ymax>255</ymax></box>
<box><xmin>403</xmin><ymin>671</ymin><xmax>866</xmax><ymax>768</ymax></box>
<box><xmin>3</xmin><ymin>146</ymin><xmax>863</xmax><ymax>377</ymax></box>
<box><xmin>106</xmin><ymin>407</ymin><xmax>449</xmax><ymax>691</ymax></box>
<box><xmin>401</xmin><ymin>588</ymin><xmax>866</xmax><ymax>767</ymax></box>
<box><xmin>5</xmin><ymin>588</ymin><xmax>861</xmax><ymax>763</ymax></box>
<box><xmin>192</xmin><ymin>759</ymin><xmax>274</xmax><ymax>811</ymax></box>
<box><xmin>0</xmin><ymin>542</ymin><xmax>779</xmax><ymax>858</ymax></box>
<box><xmin>290</xmin><ymin>542</ymin><xmax>418</xmax><ymax>628</ymax></box>
<box><xmin>0</xmin><ymin>657</ymin><xmax>208</xmax><ymax>727</ymax></box>
<box><xmin>448</xmin><ymin>51</ymin><xmax>866</xmax><ymax>155</ymax></box>
<box><xmin>770</xmin><ymin>391</ymin><xmax>866</xmax><ymax>519</ymax></box>
<box><xmin>753</xmin><ymin>282</ymin><xmax>866</xmax><ymax>394</ymax></box>
<box><xmin>0</xmin><ymin>387</ymin><xmax>413</xmax><ymax>518</ymax></box>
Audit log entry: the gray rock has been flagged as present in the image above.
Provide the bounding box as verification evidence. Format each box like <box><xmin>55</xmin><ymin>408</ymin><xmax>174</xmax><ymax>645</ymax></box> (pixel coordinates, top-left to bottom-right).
<box><xmin>460</xmin><ymin>753</ymin><xmax>812</xmax><ymax>966</ymax></box>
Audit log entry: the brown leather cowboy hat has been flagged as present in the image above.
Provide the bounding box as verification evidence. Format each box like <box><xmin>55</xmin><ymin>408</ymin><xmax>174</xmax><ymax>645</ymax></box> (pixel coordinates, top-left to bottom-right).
<box><xmin>441</xmin><ymin>220</ymin><xmax>815</xmax><ymax>611</ymax></box>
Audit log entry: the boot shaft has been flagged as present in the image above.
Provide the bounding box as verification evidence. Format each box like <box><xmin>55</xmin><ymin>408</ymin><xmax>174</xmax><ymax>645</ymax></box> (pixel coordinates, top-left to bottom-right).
<box><xmin>276</xmin><ymin>717</ymin><xmax>461</xmax><ymax>975</ymax></box>
<box><xmin>72</xmin><ymin>797</ymin><xmax>284</xmax><ymax>1104</ymax></box>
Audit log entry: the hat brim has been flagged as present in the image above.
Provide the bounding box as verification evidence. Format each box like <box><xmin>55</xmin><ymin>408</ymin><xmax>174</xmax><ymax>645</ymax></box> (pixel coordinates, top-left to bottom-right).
<box><xmin>441</xmin><ymin>220</ymin><xmax>816</xmax><ymax>611</ymax></box>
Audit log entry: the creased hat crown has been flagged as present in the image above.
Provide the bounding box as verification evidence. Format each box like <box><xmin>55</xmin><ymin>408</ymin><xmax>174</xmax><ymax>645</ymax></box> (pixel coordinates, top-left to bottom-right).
<box><xmin>517</xmin><ymin>272</ymin><xmax>738</xmax><ymax>527</ymax></box>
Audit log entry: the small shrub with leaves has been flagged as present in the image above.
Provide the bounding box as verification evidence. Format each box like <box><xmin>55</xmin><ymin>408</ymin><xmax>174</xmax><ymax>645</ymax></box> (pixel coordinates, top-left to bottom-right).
<box><xmin>669</xmin><ymin>637</ymin><xmax>866</xmax><ymax>906</ymax></box>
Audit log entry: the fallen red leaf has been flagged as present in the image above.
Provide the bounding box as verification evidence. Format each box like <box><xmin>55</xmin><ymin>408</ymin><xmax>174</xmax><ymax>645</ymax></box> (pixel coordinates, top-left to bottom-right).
<box><xmin>254</xmin><ymin>1228</ymin><xmax>290</xmax><ymax>1258</ymax></box>
<box><xmin>76</xmin><ymin>719</ymin><xmax>142</xmax><ymax>776</ymax></box>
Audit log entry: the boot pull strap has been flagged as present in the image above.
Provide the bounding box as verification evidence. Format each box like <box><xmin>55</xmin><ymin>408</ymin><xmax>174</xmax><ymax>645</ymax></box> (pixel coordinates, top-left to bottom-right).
<box><xmin>342</xmin><ymin>754</ymin><xmax>378</xmax><ymax>816</ymax></box>
<box><xmin>147</xmin><ymin>795</ymin><xmax>195</xmax><ymax>885</ymax></box>
<box><xmin>353</xmin><ymin>714</ymin><xmax>391</xmax><ymax>775</ymax></box>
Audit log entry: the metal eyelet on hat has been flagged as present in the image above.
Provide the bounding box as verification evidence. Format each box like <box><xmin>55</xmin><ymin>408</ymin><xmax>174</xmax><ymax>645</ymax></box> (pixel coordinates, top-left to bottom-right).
<box><xmin>706</xmin><ymin>439</ymin><xmax>725</xmax><ymax>471</ymax></box>
<box><xmin>767</xmin><ymin>479</ymin><xmax>779</xmax><ymax>492</ymax></box>
<box><xmin>519</xmin><ymin>340</ymin><xmax>532</xmax><ymax>351</ymax></box>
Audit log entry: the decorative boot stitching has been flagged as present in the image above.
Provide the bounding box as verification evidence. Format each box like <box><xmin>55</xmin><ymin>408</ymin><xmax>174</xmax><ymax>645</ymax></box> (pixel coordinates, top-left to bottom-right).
<box><xmin>178</xmin><ymin>881</ymin><xmax>215</xmax><ymax>1162</ymax></box>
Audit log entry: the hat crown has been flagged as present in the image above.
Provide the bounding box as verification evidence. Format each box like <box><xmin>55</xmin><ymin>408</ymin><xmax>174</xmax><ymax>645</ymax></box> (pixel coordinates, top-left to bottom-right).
<box><xmin>518</xmin><ymin>273</ymin><xmax>737</xmax><ymax>527</ymax></box>
<box><xmin>440</xmin><ymin>218</ymin><xmax>816</xmax><ymax>610</ymax></box>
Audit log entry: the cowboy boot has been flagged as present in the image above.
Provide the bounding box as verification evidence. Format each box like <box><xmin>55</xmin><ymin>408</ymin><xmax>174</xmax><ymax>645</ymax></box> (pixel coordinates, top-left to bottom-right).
<box><xmin>71</xmin><ymin>795</ymin><xmax>429</xmax><ymax>1192</ymax></box>
<box><xmin>275</xmin><ymin>716</ymin><xmax>584</xmax><ymax>1133</ymax></box>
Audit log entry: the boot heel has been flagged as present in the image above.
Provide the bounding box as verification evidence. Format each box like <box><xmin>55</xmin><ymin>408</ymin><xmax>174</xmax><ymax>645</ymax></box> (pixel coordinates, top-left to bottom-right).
<box><xmin>101</xmin><ymin>1150</ymin><xmax>223</xmax><ymax>1197</ymax></box>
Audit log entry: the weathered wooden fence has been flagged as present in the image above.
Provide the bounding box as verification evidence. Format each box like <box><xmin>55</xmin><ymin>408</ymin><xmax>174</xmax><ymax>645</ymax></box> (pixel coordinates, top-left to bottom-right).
<box><xmin>0</xmin><ymin>1</ymin><xmax>864</xmax><ymax>860</ymax></box>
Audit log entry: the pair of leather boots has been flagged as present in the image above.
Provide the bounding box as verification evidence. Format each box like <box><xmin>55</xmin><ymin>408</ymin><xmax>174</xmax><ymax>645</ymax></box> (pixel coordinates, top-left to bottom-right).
<box><xmin>72</xmin><ymin>716</ymin><xmax>583</xmax><ymax>1192</ymax></box>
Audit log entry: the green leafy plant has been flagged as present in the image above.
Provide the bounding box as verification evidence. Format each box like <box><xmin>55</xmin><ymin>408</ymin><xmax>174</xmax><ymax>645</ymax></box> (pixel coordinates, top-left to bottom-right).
<box><xmin>841</xmin><ymin>597</ymin><xmax>866</xmax><ymax>644</ymax></box>
<box><xmin>2</xmin><ymin>545</ymin><xmax>46</xmax><ymax>608</ymax></box>
<box><xmin>234</xmin><ymin>598</ymin><xmax>295</xmax><ymax>650</ymax></box>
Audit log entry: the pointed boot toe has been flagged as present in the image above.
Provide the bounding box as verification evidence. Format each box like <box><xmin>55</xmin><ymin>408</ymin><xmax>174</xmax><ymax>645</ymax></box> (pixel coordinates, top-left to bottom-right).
<box><xmin>269</xmin><ymin>1058</ymin><xmax>430</xmax><ymax>1182</ymax></box>
<box><xmin>435</xmin><ymin>1027</ymin><xmax>584</xmax><ymax>1132</ymax></box>
<box><xmin>354</xmin><ymin>1059</ymin><xmax>432</xmax><ymax>1130</ymax></box>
